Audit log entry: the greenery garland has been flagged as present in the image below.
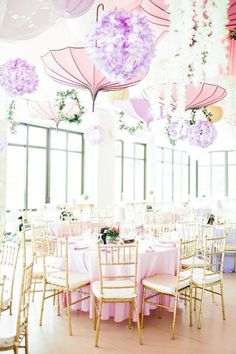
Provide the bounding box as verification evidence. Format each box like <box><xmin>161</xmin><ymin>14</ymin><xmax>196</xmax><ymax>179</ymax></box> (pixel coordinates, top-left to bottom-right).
<box><xmin>7</xmin><ymin>100</ymin><xmax>18</xmax><ymax>134</ymax></box>
<box><xmin>118</xmin><ymin>111</ymin><xmax>144</xmax><ymax>135</ymax></box>
<box><xmin>56</xmin><ymin>89</ymin><xmax>85</xmax><ymax>124</ymax></box>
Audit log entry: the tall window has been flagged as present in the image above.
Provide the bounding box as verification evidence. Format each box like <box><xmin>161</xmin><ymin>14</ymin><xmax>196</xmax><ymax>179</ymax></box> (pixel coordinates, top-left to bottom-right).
<box><xmin>156</xmin><ymin>147</ymin><xmax>190</xmax><ymax>203</ymax></box>
<box><xmin>197</xmin><ymin>151</ymin><xmax>236</xmax><ymax>199</ymax></box>
<box><xmin>7</xmin><ymin>124</ymin><xmax>84</xmax><ymax>210</ymax></box>
<box><xmin>115</xmin><ymin>140</ymin><xmax>146</xmax><ymax>201</ymax></box>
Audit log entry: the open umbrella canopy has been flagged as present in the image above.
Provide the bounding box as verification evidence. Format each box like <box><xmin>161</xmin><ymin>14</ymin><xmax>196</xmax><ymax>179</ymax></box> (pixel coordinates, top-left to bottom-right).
<box><xmin>114</xmin><ymin>98</ymin><xmax>153</xmax><ymax>126</ymax></box>
<box><xmin>41</xmin><ymin>46</ymin><xmax>148</xmax><ymax>111</ymax></box>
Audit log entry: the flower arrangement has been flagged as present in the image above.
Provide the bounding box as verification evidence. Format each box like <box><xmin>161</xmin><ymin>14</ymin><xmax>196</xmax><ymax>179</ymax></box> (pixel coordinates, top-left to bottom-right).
<box><xmin>84</xmin><ymin>124</ymin><xmax>104</xmax><ymax>145</ymax></box>
<box><xmin>165</xmin><ymin>107</ymin><xmax>217</xmax><ymax>148</ymax></box>
<box><xmin>87</xmin><ymin>7</ymin><xmax>155</xmax><ymax>83</ymax></box>
<box><xmin>56</xmin><ymin>89</ymin><xmax>85</xmax><ymax>124</ymax></box>
<box><xmin>59</xmin><ymin>208</ymin><xmax>73</xmax><ymax>221</ymax></box>
<box><xmin>99</xmin><ymin>226</ymin><xmax>120</xmax><ymax>244</ymax></box>
<box><xmin>0</xmin><ymin>58</ymin><xmax>39</xmax><ymax>96</ymax></box>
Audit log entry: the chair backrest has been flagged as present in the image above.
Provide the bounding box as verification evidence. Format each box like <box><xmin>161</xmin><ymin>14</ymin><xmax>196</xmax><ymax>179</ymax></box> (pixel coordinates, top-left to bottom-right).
<box><xmin>0</xmin><ymin>241</ymin><xmax>20</xmax><ymax>311</ymax></box>
<box><xmin>223</xmin><ymin>223</ymin><xmax>236</xmax><ymax>253</ymax></box>
<box><xmin>97</xmin><ymin>242</ymin><xmax>138</xmax><ymax>297</ymax></box>
<box><xmin>41</xmin><ymin>236</ymin><xmax>69</xmax><ymax>287</ymax></box>
<box><xmin>177</xmin><ymin>239</ymin><xmax>197</xmax><ymax>289</ymax></box>
<box><xmin>202</xmin><ymin>235</ymin><xmax>226</xmax><ymax>278</ymax></box>
<box><xmin>16</xmin><ymin>262</ymin><xmax>33</xmax><ymax>345</ymax></box>
<box><xmin>31</xmin><ymin>224</ymin><xmax>48</xmax><ymax>259</ymax></box>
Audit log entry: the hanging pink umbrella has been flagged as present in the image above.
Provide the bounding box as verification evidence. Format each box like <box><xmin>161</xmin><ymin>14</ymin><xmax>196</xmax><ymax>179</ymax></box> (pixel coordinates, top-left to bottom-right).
<box><xmin>41</xmin><ymin>46</ymin><xmax>148</xmax><ymax>111</ymax></box>
<box><xmin>141</xmin><ymin>0</ymin><xmax>169</xmax><ymax>27</ymax></box>
<box><xmin>159</xmin><ymin>82</ymin><xmax>227</xmax><ymax>110</ymax></box>
<box><xmin>227</xmin><ymin>0</ymin><xmax>236</xmax><ymax>29</ymax></box>
<box><xmin>114</xmin><ymin>98</ymin><xmax>153</xmax><ymax>126</ymax></box>
<box><xmin>28</xmin><ymin>99</ymin><xmax>79</xmax><ymax>127</ymax></box>
<box><xmin>52</xmin><ymin>0</ymin><xmax>95</xmax><ymax>18</ymax></box>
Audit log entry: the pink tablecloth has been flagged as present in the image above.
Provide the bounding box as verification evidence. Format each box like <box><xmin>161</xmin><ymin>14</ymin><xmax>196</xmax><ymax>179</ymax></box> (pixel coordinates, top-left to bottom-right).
<box><xmin>66</xmin><ymin>243</ymin><xmax>178</xmax><ymax>322</ymax></box>
<box><xmin>47</xmin><ymin>221</ymin><xmax>92</xmax><ymax>237</ymax></box>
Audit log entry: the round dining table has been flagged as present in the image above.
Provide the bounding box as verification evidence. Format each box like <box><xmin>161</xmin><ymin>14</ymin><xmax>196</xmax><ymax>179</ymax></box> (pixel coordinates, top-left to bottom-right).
<box><xmin>63</xmin><ymin>239</ymin><xmax>178</xmax><ymax>322</ymax></box>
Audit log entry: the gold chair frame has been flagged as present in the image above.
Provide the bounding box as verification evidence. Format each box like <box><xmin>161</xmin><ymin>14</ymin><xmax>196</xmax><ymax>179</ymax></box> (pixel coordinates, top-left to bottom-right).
<box><xmin>0</xmin><ymin>241</ymin><xmax>20</xmax><ymax>314</ymax></box>
<box><xmin>141</xmin><ymin>239</ymin><xmax>196</xmax><ymax>339</ymax></box>
<box><xmin>93</xmin><ymin>242</ymin><xmax>142</xmax><ymax>347</ymax></box>
<box><xmin>0</xmin><ymin>262</ymin><xmax>33</xmax><ymax>354</ymax></box>
<box><xmin>192</xmin><ymin>235</ymin><xmax>226</xmax><ymax>329</ymax></box>
<box><xmin>39</xmin><ymin>236</ymin><xmax>90</xmax><ymax>335</ymax></box>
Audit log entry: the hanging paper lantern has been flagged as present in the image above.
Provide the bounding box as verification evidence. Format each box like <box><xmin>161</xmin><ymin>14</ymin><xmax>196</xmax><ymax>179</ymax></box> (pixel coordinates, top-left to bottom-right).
<box><xmin>84</xmin><ymin>125</ymin><xmax>105</xmax><ymax>145</ymax></box>
<box><xmin>108</xmin><ymin>88</ymin><xmax>129</xmax><ymax>103</ymax></box>
<box><xmin>0</xmin><ymin>58</ymin><xmax>39</xmax><ymax>97</ymax></box>
<box><xmin>0</xmin><ymin>132</ymin><xmax>7</xmax><ymax>152</ymax></box>
<box><xmin>52</xmin><ymin>0</ymin><xmax>94</xmax><ymax>18</ymax></box>
<box><xmin>206</xmin><ymin>105</ymin><xmax>224</xmax><ymax>123</ymax></box>
<box><xmin>87</xmin><ymin>7</ymin><xmax>155</xmax><ymax>83</ymax></box>
<box><xmin>188</xmin><ymin>120</ymin><xmax>217</xmax><ymax>148</ymax></box>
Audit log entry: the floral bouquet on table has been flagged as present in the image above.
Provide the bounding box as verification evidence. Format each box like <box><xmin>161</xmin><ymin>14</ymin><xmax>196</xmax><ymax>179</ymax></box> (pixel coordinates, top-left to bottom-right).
<box><xmin>99</xmin><ymin>226</ymin><xmax>120</xmax><ymax>244</ymax></box>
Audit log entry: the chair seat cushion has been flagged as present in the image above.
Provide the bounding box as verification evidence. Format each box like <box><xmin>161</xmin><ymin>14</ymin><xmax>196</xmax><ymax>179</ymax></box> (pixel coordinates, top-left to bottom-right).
<box><xmin>192</xmin><ymin>268</ymin><xmax>221</xmax><ymax>285</ymax></box>
<box><xmin>92</xmin><ymin>280</ymin><xmax>137</xmax><ymax>299</ymax></box>
<box><xmin>47</xmin><ymin>271</ymin><xmax>90</xmax><ymax>290</ymax></box>
<box><xmin>33</xmin><ymin>260</ymin><xmax>44</xmax><ymax>277</ymax></box>
<box><xmin>143</xmin><ymin>273</ymin><xmax>190</xmax><ymax>294</ymax></box>
<box><xmin>0</xmin><ymin>314</ymin><xmax>16</xmax><ymax>348</ymax></box>
<box><xmin>182</xmin><ymin>256</ymin><xmax>205</xmax><ymax>268</ymax></box>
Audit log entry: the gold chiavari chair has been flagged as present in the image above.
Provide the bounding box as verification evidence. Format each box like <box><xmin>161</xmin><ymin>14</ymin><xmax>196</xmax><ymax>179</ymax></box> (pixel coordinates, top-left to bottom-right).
<box><xmin>192</xmin><ymin>235</ymin><xmax>226</xmax><ymax>329</ymax></box>
<box><xmin>0</xmin><ymin>262</ymin><xmax>33</xmax><ymax>354</ymax></box>
<box><xmin>68</xmin><ymin>220</ymin><xmax>89</xmax><ymax>238</ymax></box>
<box><xmin>30</xmin><ymin>224</ymin><xmax>49</xmax><ymax>302</ymax></box>
<box><xmin>92</xmin><ymin>242</ymin><xmax>142</xmax><ymax>347</ymax></box>
<box><xmin>0</xmin><ymin>241</ymin><xmax>20</xmax><ymax>314</ymax></box>
<box><xmin>223</xmin><ymin>223</ymin><xmax>236</xmax><ymax>271</ymax></box>
<box><xmin>39</xmin><ymin>236</ymin><xmax>90</xmax><ymax>335</ymax></box>
<box><xmin>141</xmin><ymin>239</ymin><xmax>196</xmax><ymax>339</ymax></box>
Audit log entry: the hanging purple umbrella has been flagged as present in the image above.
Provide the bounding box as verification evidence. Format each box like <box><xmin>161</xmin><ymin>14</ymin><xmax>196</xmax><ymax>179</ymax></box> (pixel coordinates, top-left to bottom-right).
<box><xmin>41</xmin><ymin>46</ymin><xmax>148</xmax><ymax>111</ymax></box>
<box><xmin>52</xmin><ymin>0</ymin><xmax>95</xmax><ymax>18</ymax></box>
<box><xmin>114</xmin><ymin>98</ymin><xmax>153</xmax><ymax>126</ymax></box>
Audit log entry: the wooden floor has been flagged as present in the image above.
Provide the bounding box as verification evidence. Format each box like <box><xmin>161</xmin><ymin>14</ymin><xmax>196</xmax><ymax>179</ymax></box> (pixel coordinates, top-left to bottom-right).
<box><xmin>24</xmin><ymin>273</ymin><xmax>236</xmax><ymax>354</ymax></box>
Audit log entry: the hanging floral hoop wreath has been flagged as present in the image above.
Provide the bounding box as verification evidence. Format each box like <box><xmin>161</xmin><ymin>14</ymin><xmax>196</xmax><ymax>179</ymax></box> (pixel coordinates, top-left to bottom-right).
<box><xmin>7</xmin><ymin>100</ymin><xmax>18</xmax><ymax>134</ymax></box>
<box><xmin>118</xmin><ymin>111</ymin><xmax>144</xmax><ymax>135</ymax></box>
<box><xmin>56</xmin><ymin>89</ymin><xmax>85</xmax><ymax>124</ymax></box>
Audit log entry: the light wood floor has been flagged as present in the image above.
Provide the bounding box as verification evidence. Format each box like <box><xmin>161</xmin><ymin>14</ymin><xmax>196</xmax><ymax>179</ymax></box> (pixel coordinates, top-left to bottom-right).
<box><xmin>24</xmin><ymin>273</ymin><xmax>236</xmax><ymax>354</ymax></box>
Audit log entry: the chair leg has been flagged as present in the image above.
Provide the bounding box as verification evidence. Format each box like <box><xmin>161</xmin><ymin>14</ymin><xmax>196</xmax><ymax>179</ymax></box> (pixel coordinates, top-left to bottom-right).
<box><xmin>198</xmin><ymin>286</ymin><xmax>205</xmax><ymax>329</ymax></box>
<box><xmin>220</xmin><ymin>282</ymin><xmax>226</xmax><ymax>320</ymax></box>
<box><xmin>93</xmin><ymin>297</ymin><xmax>97</xmax><ymax>331</ymax></box>
<box><xmin>39</xmin><ymin>282</ymin><xmax>47</xmax><ymax>326</ymax></box>
<box><xmin>25</xmin><ymin>325</ymin><xmax>29</xmax><ymax>354</ymax></box>
<box><xmin>171</xmin><ymin>293</ymin><xmax>178</xmax><ymax>340</ymax></box>
<box><xmin>128</xmin><ymin>302</ymin><xmax>132</xmax><ymax>329</ymax></box>
<box><xmin>141</xmin><ymin>287</ymin><xmax>146</xmax><ymax>329</ymax></box>
<box><xmin>57</xmin><ymin>292</ymin><xmax>60</xmax><ymax>316</ymax></box>
<box><xmin>189</xmin><ymin>286</ymin><xmax>193</xmax><ymax>327</ymax></box>
<box><xmin>95</xmin><ymin>300</ymin><xmax>103</xmax><ymax>347</ymax></box>
<box><xmin>158</xmin><ymin>293</ymin><xmax>163</xmax><ymax>319</ymax></box>
<box><xmin>133</xmin><ymin>299</ymin><xmax>143</xmax><ymax>345</ymax></box>
<box><xmin>66</xmin><ymin>290</ymin><xmax>72</xmax><ymax>336</ymax></box>
<box><xmin>32</xmin><ymin>279</ymin><xmax>36</xmax><ymax>302</ymax></box>
<box><xmin>194</xmin><ymin>286</ymin><xmax>197</xmax><ymax>311</ymax></box>
<box><xmin>13</xmin><ymin>345</ymin><xmax>18</xmax><ymax>354</ymax></box>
